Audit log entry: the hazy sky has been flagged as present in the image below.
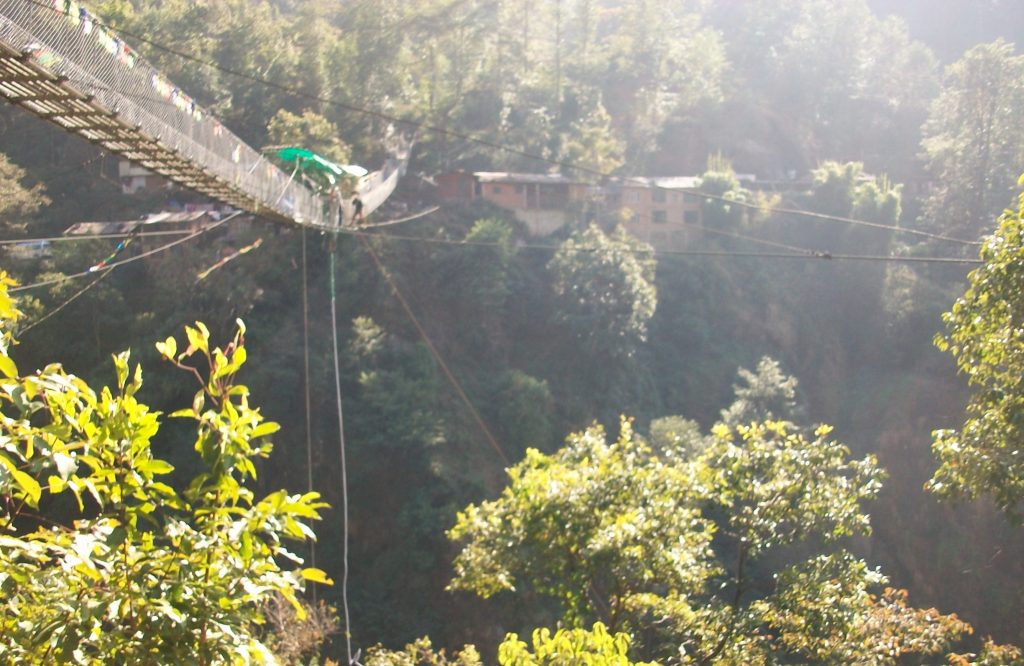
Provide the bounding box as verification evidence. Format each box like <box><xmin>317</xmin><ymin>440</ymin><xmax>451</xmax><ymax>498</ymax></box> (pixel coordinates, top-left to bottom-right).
<box><xmin>867</xmin><ymin>0</ymin><xmax>1024</xmax><ymax>62</ymax></box>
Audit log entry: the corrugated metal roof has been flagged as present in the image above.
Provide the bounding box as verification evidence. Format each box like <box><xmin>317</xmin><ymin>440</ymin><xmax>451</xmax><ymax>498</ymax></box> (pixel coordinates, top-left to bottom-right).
<box><xmin>614</xmin><ymin>176</ymin><xmax>702</xmax><ymax>190</ymax></box>
<box><xmin>63</xmin><ymin>210</ymin><xmax>220</xmax><ymax>236</ymax></box>
<box><xmin>141</xmin><ymin>210</ymin><xmax>213</xmax><ymax>224</ymax></box>
<box><xmin>474</xmin><ymin>171</ymin><xmax>576</xmax><ymax>185</ymax></box>
<box><xmin>64</xmin><ymin>221</ymin><xmax>142</xmax><ymax>235</ymax></box>
<box><xmin>470</xmin><ymin>172</ymin><xmax>704</xmax><ymax>190</ymax></box>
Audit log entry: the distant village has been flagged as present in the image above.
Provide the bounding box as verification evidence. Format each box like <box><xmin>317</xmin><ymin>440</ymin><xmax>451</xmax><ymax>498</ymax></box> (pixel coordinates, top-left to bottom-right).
<box><xmin>433</xmin><ymin>169</ymin><xmax>805</xmax><ymax>249</ymax></box>
<box><xmin>437</xmin><ymin>171</ymin><xmax>706</xmax><ymax>244</ymax></box>
<box><xmin>33</xmin><ymin>160</ymin><xmax>823</xmax><ymax>256</ymax></box>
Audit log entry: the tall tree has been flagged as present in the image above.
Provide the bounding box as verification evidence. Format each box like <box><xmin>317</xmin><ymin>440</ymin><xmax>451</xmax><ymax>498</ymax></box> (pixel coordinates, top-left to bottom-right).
<box><xmin>931</xmin><ymin>185</ymin><xmax>1024</xmax><ymax>520</ymax></box>
<box><xmin>696</xmin><ymin>0</ymin><xmax>936</xmax><ymax>177</ymax></box>
<box><xmin>0</xmin><ymin>152</ymin><xmax>48</xmax><ymax>237</ymax></box>
<box><xmin>266</xmin><ymin>109</ymin><xmax>351</xmax><ymax>163</ymax></box>
<box><xmin>547</xmin><ymin>224</ymin><xmax>656</xmax><ymax>359</ymax></box>
<box><xmin>718</xmin><ymin>356</ymin><xmax>801</xmax><ymax>427</ymax></box>
<box><xmin>0</xmin><ymin>286</ymin><xmax>329</xmax><ymax>662</ymax></box>
<box><xmin>921</xmin><ymin>41</ymin><xmax>1024</xmax><ymax>239</ymax></box>
<box><xmin>448</xmin><ymin>414</ymin><xmax>970</xmax><ymax>663</ymax></box>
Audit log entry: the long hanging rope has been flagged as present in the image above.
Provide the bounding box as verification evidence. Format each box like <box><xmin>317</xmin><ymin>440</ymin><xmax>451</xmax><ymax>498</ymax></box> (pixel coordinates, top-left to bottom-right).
<box><xmin>17</xmin><ymin>267</ymin><xmax>114</xmax><ymax>335</ymax></box>
<box><xmin>354</xmin><ymin>206</ymin><xmax>440</xmax><ymax>229</ymax></box>
<box><xmin>340</xmin><ymin>228</ymin><xmax>981</xmax><ymax>265</ymax></box>
<box><xmin>710</xmin><ymin>193</ymin><xmax>983</xmax><ymax>247</ymax></box>
<box><xmin>301</xmin><ymin>228</ymin><xmax>317</xmax><ymax>601</ymax></box>
<box><xmin>337</xmin><ymin>204</ymin><xmax>979</xmax><ymax>265</ymax></box>
<box><xmin>0</xmin><ymin>229</ymin><xmax>196</xmax><ymax>245</ymax></box>
<box><xmin>328</xmin><ymin>236</ymin><xmax>353</xmax><ymax>665</ymax></box>
<box><xmin>689</xmin><ymin>219</ymin><xmax>830</xmax><ymax>257</ymax></box>
<box><xmin>356</xmin><ymin>233</ymin><xmax>510</xmax><ymax>466</ymax></box>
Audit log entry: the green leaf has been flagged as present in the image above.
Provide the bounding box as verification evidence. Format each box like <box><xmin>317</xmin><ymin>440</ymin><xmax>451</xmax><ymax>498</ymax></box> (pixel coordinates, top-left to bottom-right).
<box><xmin>240</xmin><ymin>531</ymin><xmax>253</xmax><ymax>563</ymax></box>
<box><xmin>251</xmin><ymin>422</ymin><xmax>280</xmax><ymax>438</ymax></box>
<box><xmin>47</xmin><ymin>474</ymin><xmax>65</xmax><ymax>494</ymax></box>
<box><xmin>212</xmin><ymin>349</ymin><xmax>232</xmax><ymax>379</ymax></box>
<box><xmin>138</xmin><ymin>459</ymin><xmax>174</xmax><ymax>475</ymax></box>
<box><xmin>0</xmin><ymin>455</ymin><xmax>41</xmax><ymax>506</ymax></box>
<box><xmin>231</xmin><ymin>345</ymin><xmax>247</xmax><ymax>369</ymax></box>
<box><xmin>149</xmin><ymin>481</ymin><xmax>176</xmax><ymax>497</ymax></box>
<box><xmin>184</xmin><ymin>323</ymin><xmax>209</xmax><ymax>356</ymax></box>
<box><xmin>155</xmin><ymin>335</ymin><xmax>177</xmax><ymax>359</ymax></box>
<box><xmin>106</xmin><ymin>526</ymin><xmax>127</xmax><ymax>549</ymax></box>
<box><xmin>279</xmin><ymin>585</ymin><xmax>306</xmax><ymax>619</ymax></box>
<box><xmin>284</xmin><ymin>501</ymin><xmax>320</xmax><ymax>519</ymax></box>
<box><xmin>113</xmin><ymin>351</ymin><xmax>130</xmax><ymax>390</ymax></box>
<box><xmin>301</xmin><ymin>567</ymin><xmax>334</xmax><ymax>585</ymax></box>
<box><xmin>0</xmin><ymin>354</ymin><xmax>18</xmax><ymax>379</ymax></box>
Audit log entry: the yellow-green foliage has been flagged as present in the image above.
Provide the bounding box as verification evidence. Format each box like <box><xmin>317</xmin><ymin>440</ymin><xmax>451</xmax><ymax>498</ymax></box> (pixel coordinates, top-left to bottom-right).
<box><xmin>0</xmin><ymin>273</ymin><xmax>329</xmax><ymax>663</ymax></box>
<box><xmin>498</xmin><ymin>623</ymin><xmax>655</xmax><ymax>666</ymax></box>
<box><xmin>449</xmin><ymin>415</ymin><xmax>969</xmax><ymax>664</ymax></box>
<box><xmin>931</xmin><ymin>185</ymin><xmax>1024</xmax><ymax>520</ymax></box>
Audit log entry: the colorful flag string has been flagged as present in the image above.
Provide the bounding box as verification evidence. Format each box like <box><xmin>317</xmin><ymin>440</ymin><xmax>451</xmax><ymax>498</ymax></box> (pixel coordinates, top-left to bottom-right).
<box><xmin>88</xmin><ymin>232</ymin><xmax>137</xmax><ymax>272</ymax></box>
<box><xmin>196</xmin><ymin>237</ymin><xmax>263</xmax><ymax>281</ymax></box>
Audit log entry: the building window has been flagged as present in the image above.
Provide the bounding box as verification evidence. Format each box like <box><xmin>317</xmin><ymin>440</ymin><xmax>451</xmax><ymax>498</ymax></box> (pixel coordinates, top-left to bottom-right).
<box><xmin>492</xmin><ymin>185</ymin><xmax>503</xmax><ymax>194</ymax></box>
<box><xmin>652</xmin><ymin>189</ymin><xmax>666</xmax><ymax>203</ymax></box>
<box><xmin>684</xmin><ymin>209</ymin><xmax>699</xmax><ymax>225</ymax></box>
<box><xmin>653</xmin><ymin>210</ymin><xmax>668</xmax><ymax>224</ymax></box>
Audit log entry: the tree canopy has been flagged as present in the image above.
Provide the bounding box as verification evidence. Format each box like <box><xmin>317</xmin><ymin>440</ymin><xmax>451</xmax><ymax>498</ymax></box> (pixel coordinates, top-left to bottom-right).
<box><xmin>922</xmin><ymin>41</ymin><xmax>1024</xmax><ymax>237</ymax></box>
<box><xmin>5</xmin><ymin>0</ymin><xmax>1024</xmax><ymax>660</ymax></box>
<box><xmin>448</xmin><ymin>363</ymin><xmax>972</xmax><ymax>664</ymax></box>
<box><xmin>0</xmin><ymin>274</ymin><xmax>328</xmax><ymax>663</ymax></box>
<box><xmin>547</xmin><ymin>224</ymin><xmax>657</xmax><ymax>359</ymax></box>
<box><xmin>931</xmin><ymin>184</ymin><xmax>1024</xmax><ymax>520</ymax></box>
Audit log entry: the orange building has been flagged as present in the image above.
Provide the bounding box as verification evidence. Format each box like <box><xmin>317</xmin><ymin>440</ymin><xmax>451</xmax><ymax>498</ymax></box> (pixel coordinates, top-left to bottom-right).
<box><xmin>436</xmin><ymin>171</ymin><xmax>596</xmax><ymax>235</ymax></box>
<box><xmin>437</xmin><ymin>171</ymin><xmax>704</xmax><ymax>247</ymax></box>
<box><xmin>607</xmin><ymin>177</ymin><xmax>703</xmax><ymax>247</ymax></box>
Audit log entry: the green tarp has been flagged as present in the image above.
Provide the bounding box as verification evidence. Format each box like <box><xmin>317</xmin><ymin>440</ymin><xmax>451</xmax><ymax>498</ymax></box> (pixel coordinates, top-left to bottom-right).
<box><xmin>268</xmin><ymin>146</ymin><xmax>368</xmax><ymax>192</ymax></box>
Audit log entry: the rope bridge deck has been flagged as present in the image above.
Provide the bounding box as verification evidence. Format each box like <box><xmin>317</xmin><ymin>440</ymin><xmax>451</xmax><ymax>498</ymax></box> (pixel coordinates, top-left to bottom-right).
<box><xmin>0</xmin><ymin>0</ymin><xmax>405</xmax><ymax>229</ymax></box>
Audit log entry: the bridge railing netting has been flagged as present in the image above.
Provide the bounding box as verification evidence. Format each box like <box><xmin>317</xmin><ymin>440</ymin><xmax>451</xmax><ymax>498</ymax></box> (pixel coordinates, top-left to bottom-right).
<box><xmin>0</xmin><ymin>0</ymin><xmax>330</xmax><ymax>226</ymax></box>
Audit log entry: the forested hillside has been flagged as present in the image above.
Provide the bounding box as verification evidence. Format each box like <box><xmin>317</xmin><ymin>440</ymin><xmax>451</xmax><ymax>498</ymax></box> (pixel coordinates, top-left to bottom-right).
<box><xmin>2</xmin><ymin>0</ymin><xmax>1024</xmax><ymax>663</ymax></box>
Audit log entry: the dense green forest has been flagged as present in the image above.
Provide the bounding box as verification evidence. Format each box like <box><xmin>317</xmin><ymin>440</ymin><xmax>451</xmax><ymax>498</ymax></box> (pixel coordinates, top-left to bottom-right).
<box><xmin>3</xmin><ymin>0</ymin><xmax>1024</xmax><ymax>663</ymax></box>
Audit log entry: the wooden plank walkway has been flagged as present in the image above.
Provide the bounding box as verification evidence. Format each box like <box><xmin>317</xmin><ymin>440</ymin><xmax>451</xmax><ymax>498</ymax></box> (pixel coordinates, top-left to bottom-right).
<box><xmin>0</xmin><ymin>1</ymin><xmax>409</xmax><ymax>228</ymax></box>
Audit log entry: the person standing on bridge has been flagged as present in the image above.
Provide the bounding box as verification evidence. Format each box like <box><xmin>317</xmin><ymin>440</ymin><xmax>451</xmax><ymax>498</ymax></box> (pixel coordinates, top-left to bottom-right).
<box><xmin>352</xmin><ymin>194</ymin><xmax>364</xmax><ymax>225</ymax></box>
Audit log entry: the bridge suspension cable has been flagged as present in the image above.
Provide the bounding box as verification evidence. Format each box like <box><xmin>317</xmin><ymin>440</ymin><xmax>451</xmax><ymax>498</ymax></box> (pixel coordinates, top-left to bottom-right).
<box><xmin>5</xmin><ymin>0</ymin><xmax>976</xmax><ymax>250</ymax></box>
<box><xmin>10</xmin><ymin>210</ymin><xmax>241</xmax><ymax>293</ymax></box>
<box><xmin>0</xmin><ymin>0</ymin><xmax>409</xmax><ymax>230</ymax></box>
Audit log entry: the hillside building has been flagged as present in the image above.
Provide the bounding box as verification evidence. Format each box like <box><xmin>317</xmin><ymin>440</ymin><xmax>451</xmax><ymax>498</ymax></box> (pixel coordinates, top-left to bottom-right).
<box><xmin>606</xmin><ymin>176</ymin><xmax>703</xmax><ymax>247</ymax></box>
<box><xmin>63</xmin><ymin>210</ymin><xmax>238</xmax><ymax>251</ymax></box>
<box><xmin>436</xmin><ymin>171</ymin><xmax>705</xmax><ymax>246</ymax></box>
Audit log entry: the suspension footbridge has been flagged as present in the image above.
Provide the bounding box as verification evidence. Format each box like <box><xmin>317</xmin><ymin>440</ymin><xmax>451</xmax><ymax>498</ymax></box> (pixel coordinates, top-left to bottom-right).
<box><xmin>0</xmin><ymin>0</ymin><xmax>406</xmax><ymax>229</ymax></box>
